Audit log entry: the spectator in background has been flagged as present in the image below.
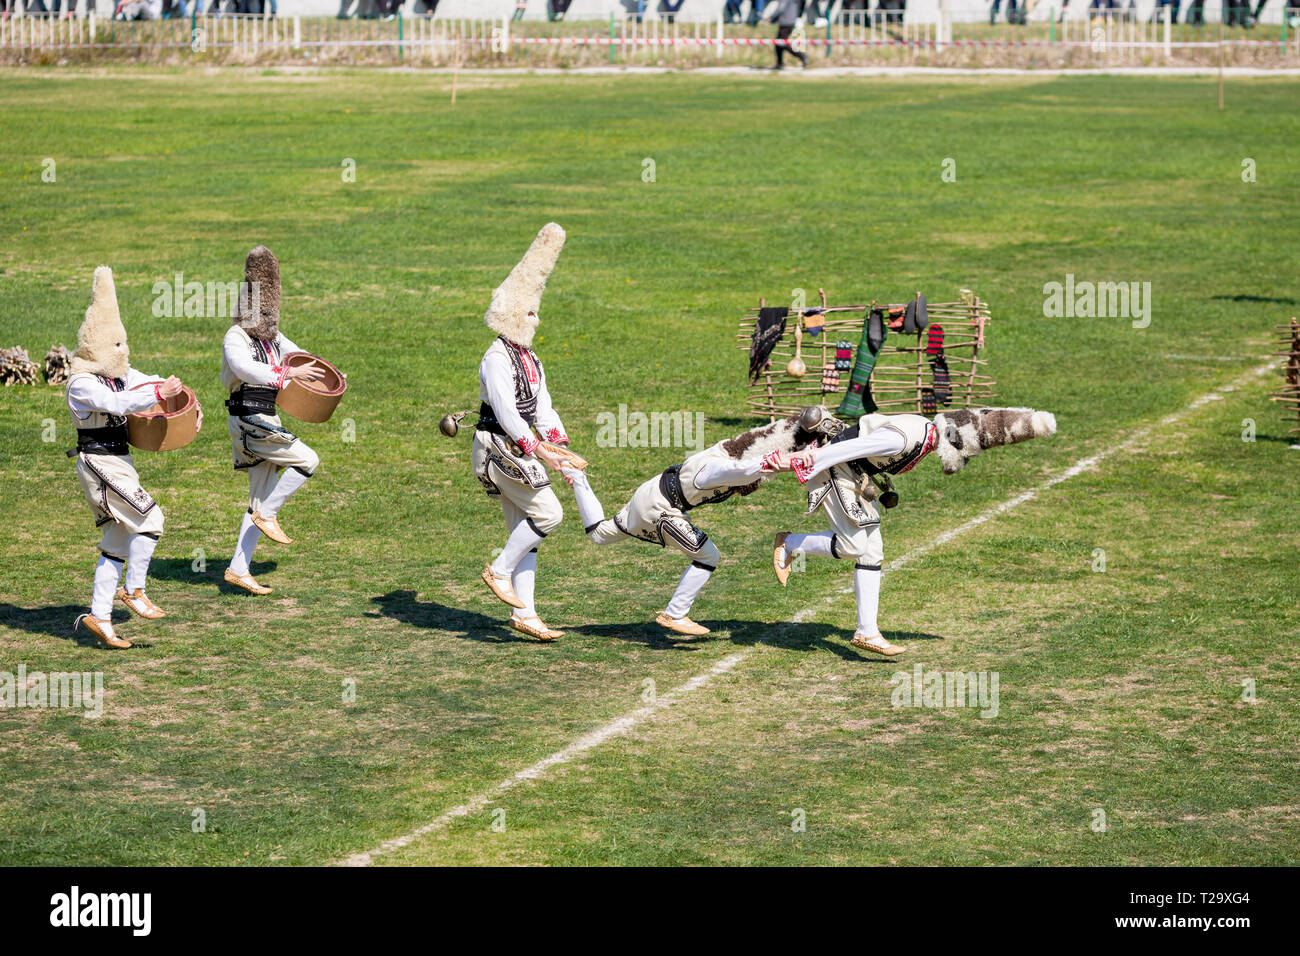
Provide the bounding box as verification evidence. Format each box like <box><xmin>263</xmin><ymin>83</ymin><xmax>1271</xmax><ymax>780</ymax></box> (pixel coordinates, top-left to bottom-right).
<box><xmin>839</xmin><ymin>0</ymin><xmax>868</xmax><ymax>24</ymax></box>
<box><xmin>989</xmin><ymin>0</ymin><xmax>1020</xmax><ymax>22</ymax></box>
<box><xmin>768</xmin><ymin>0</ymin><xmax>808</xmax><ymax>69</ymax></box>
<box><xmin>116</xmin><ymin>0</ymin><xmax>163</xmax><ymax>18</ymax></box>
<box><xmin>1184</xmin><ymin>0</ymin><xmax>1205</xmax><ymax>21</ymax></box>
<box><xmin>724</xmin><ymin>0</ymin><xmax>767</xmax><ymax>25</ymax></box>
<box><xmin>804</xmin><ymin>0</ymin><xmax>831</xmax><ymax>25</ymax></box>
<box><xmin>1148</xmin><ymin>0</ymin><xmax>1180</xmax><ymax>20</ymax></box>
<box><xmin>659</xmin><ymin>0</ymin><xmax>686</xmax><ymax>23</ymax></box>
<box><xmin>1224</xmin><ymin>0</ymin><xmax>1255</xmax><ymax>24</ymax></box>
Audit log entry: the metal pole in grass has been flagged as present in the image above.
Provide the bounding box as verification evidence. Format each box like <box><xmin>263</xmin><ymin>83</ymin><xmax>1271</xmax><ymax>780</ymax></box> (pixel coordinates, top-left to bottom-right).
<box><xmin>451</xmin><ymin>35</ymin><xmax>460</xmax><ymax>105</ymax></box>
<box><xmin>608</xmin><ymin>11</ymin><xmax>614</xmax><ymax>63</ymax></box>
<box><xmin>1050</xmin><ymin>10</ymin><xmax>1055</xmax><ymax>42</ymax></box>
<box><xmin>398</xmin><ymin>12</ymin><xmax>403</xmax><ymax>62</ymax></box>
<box><xmin>1218</xmin><ymin>16</ymin><xmax>1224</xmax><ymax>109</ymax></box>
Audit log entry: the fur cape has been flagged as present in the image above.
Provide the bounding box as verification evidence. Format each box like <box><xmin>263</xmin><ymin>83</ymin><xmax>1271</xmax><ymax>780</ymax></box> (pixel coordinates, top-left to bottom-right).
<box><xmin>707</xmin><ymin>407</ymin><xmax>835</xmax><ymax>496</ymax></box>
<box><xmin>70</xmin><ymin>266</ymin><xmax>130</xmax><ymax>381</ymax></box>
<box><xmin>232</xmin><ymin>245</ymin><xmax>281</xmax><ymax>341</ymax></box>
<box><xmin>933</xmin><ymin>407</ymin><xmax>1057</xmax><ymax>474</ymax></box>
<box><xmin>484</xmin><ymin>223</ymin><xmax>565</xmax><ymax>349</ymax></box>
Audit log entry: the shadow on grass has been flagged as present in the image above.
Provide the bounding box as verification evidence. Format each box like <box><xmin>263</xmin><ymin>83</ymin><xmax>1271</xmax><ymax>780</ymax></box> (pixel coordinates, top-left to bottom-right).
<box><xmin>0</xmin><ymin>603</ymin><xmax>155</xmax><ymax>650</ymax></box>
<box><xmin>698</xmin><ymin>618</ymin><xmax>944</xmax><ymax>663</ymax></box>
<box><xmin>146</xmin><ymin>558</ymin><xmax>279</xmax><ymax>595</ymax></box>
<box><xmin>370</xmin><ymin>591</ymin><xmax>945</xmax><ymax>660</ymax></box>
<box><xmin>368</xmin><ymin>590</ymin><xmax>533</xmax><ymax>644</ymax></box>
<box><xmin>1211</xmin><ymin>294</ymin><xmax>1299</xmax><ymax>305</ymax></box>
<box><xmin>1255</xmin><ymin>433</ymin><xmax>1300</xmax><ymax>446</ymax></box>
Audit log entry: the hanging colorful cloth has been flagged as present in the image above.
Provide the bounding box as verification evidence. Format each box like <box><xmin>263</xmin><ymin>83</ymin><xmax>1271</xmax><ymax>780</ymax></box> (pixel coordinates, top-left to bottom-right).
<box><xmin>838</xmin><ymin>308</ymin><xmax>884</xmax><ymax>418</ymax></box>
<box><xmin>749</xmin><ymin>307</ymin><xmax>789</xmax><ymax>383</ymax></box>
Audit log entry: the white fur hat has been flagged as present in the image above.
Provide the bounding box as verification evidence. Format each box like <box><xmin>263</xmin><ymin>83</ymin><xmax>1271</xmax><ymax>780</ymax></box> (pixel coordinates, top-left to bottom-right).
<box><xmin>484</xmin><ymin>223</ymin><xmax>565</xmax><ymax>349</ymax></box>
<box><xmin>70</xmin><ymin>266</ymin><xmax>129</xmax><ymax>381</ymax></box>
<box><xmin>933</xmin><ymin>407</ymin><xmax>1057</xmax><ymax>474</ymax></box>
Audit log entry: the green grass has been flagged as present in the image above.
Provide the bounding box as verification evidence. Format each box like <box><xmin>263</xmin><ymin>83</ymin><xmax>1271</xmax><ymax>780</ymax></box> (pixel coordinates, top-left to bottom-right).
<box><xmin>1</xmin><ymin>68</ymin><xmax>1297</xmax><ymax>865</ymax></box>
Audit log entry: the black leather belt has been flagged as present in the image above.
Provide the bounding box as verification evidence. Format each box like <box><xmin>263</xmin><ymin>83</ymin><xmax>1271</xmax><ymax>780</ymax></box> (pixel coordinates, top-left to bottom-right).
<box><xmin>69</xmin><ymin>423</ymin><xmax>129</xmax><ymax>457</ymax></box>
<box><xmin>659</xmin><ymin>465</ymin><xmax>694</xmax><ymax>512</ymax></box>
<box><xmin>474</xmin><ymin>401</ymin><xmax>535</xmax><ymax>438</ymax></box>
<box><xmin>226</xmin><ymin>385</ymin><xmax>278</xmax><ymax>416</ymax></box>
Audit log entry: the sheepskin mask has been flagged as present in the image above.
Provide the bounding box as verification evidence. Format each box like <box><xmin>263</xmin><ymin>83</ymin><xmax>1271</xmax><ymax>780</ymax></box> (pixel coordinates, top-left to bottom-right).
<box><xmin>232</xmin><ymin>245</ymin><xmax>281</xmax><ymax>341</ymax></box>
<box><xmin>70</xmin><ymin>266</ymin><xmax>130</xmax><ymax>381</ymax></box>
<box><xmin>933</xmin><ymin>407</ymin><xmax>1058</xmax><ymax>474</ymax></box>
<box><xmin>484</xmin><ymin>223</ymin><xmax>565</xmax><ymax>349</ymax></box>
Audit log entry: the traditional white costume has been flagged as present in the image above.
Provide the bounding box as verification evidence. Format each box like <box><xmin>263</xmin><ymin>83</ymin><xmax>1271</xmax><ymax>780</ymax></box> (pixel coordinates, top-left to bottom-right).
<box><xmin>67</xmin><ymin>267</ymin><xmax>171</xmax><ymax>648</ymax></box>
<box><xmin>776</xmin><ymin>408</ymin><xmax>1055</xmax><ymax>656</ymax></box>
<box><xmin>473</xmin><ymin>223</ymin><xmax>572</xmax><ymax>641</ymax></box>
<box><xmin>221</xmin><ymin>246</ymin><xmax>319</xmax><ymax>595</ymax></box>
<box><xmin>566</xmin><ymin>409</ymin><xmax>837</xmax><ymax>635</ymax></box>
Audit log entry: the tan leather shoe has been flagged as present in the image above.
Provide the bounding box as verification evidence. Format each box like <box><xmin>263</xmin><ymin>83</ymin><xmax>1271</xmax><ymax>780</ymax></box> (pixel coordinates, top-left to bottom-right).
<box><xmin>117</xmin><ymin>587</ymin><xmax>166</xmax><ymax>619</ymax></box>
<box><xmin>251</xmin><ymin>510</ymin><xmax>292</xmax><ymax>544</ymax></box>
<box><xmin>75</xmin><ymin>614</ymin><xmax>131</xmax><ymax>650</ymax></box>
<box><xmin>656</xmin><ymin>612</ymin><xmax>710</xmax><ymax>636</ymax></box>
<box><xmin>850</xmin><ymin>633</ymin><xmax>907</xmax><ymax>656</ymax></box>
<box><xmin>481</xmin><ymin>564</ymin><xmax>525</xmax><ymax>609</ymax></box>
<box><xmin>224</xmin><ymin>567</ymin><xmax>273</xmax><ymax>595</ymax></box>
<box><xmin>508</xmin><ymin>614</ymin><xmax>562</xmax><ymax>642</ymax></box>
<box><xmin>773</xmin><ymin>531</ymin><xmax>793</xmax><ymax>587</ymax></box>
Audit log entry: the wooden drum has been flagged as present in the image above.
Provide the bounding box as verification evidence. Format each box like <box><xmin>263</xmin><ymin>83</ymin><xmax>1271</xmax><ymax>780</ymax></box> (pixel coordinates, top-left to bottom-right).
<box><xmin>127</xmin><ymin>384</ymin><xmax>200</xmax><ymax>452</ymax></box>
<box><xmin>276</xmin><ymin>352</ymin><xmax>346</xmax><ymax>423</ymax></box>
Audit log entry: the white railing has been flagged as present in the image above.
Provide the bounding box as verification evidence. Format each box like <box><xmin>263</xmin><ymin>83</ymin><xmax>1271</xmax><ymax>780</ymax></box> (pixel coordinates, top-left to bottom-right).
<box><xmin>1</xmin><ymin>9</ymin><xmax>1295</xmax><ymax>57</ymax></box>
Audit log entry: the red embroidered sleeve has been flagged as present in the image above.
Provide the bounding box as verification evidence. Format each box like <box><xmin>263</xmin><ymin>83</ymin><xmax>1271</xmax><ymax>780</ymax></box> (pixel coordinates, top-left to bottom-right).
<box><xmin>517</xmin><ymin>434</ymin><xmax>540</xmax><ymax>456</ymax></box>
<box><xmin>544</xmin><ymin>428</ymin><xmax>569</xmax><ymax>446</ymax></box>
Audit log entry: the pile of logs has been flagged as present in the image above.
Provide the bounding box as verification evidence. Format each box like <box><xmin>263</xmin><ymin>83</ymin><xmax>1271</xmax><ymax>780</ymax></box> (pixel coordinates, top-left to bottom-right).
<box><xmin>0</xmin><ymin>347</ymin><xmax>40</xmax><ymax>386</ymax></box>
<box><xmin>44</xmin><ymin>345</ymin><xmax>71</xmax><ymax>386</ymax></box>
<box><xmin>737</xmin><ymin>288</ymin><xmax>993</xmax><ymax>420</ymax></box>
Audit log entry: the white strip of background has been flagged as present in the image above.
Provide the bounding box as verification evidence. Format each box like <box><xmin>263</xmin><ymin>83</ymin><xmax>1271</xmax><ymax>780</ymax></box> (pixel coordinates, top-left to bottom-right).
<box><xmin>337</xmin><ymin>359</ymin><xmax>1276</xmax><ymax>866</ymax></box>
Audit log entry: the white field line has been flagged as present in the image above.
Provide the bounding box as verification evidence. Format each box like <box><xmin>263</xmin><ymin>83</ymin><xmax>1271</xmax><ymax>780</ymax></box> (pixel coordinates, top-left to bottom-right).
<box><xmin>336</xmin><ymin>360</ymin><xmax>1275</xmax><ymax>866</ymax></box>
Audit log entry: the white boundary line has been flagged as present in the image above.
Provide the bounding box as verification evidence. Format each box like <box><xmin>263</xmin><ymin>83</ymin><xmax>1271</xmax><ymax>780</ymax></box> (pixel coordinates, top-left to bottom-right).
<box><xmin>336</xmin><ymin>360</ymin><xmax>1276</xmax><ymax>866</ymax></box>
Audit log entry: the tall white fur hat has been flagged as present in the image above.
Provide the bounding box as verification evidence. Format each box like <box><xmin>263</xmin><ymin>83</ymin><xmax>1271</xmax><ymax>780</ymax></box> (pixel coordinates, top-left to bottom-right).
<box><xmin>933</xmin><ymin>407</ymin><xmax>1057</xmax><ymax>474</ymax></box>
<box><xmin>70</xmin><ymin>266</ymin><xmax>130</xmax><ymax>381</ymax></box>
<box><xmin>484</xmin><ymin>222</ymin><xmax>565</xmax><ymax>349</ymax></box>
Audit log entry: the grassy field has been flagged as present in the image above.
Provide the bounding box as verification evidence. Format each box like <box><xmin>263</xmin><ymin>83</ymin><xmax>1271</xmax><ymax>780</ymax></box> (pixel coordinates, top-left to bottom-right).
<box><xmin>1</xmin><ymin>67</ymin><xmax>1297</xmax><ymax>866</ymax></box>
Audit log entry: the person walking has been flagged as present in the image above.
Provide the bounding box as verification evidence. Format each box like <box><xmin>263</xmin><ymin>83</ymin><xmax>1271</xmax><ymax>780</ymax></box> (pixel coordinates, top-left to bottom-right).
<box><xmin>769</xmin><ymin>0</ymin><xmax>808</xmax><ymax>70</ymax></box>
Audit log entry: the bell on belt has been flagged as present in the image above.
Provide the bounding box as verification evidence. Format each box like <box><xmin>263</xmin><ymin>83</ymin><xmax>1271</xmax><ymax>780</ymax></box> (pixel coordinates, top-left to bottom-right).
<box><xmin>439</xmin><ymin>411</ymin><xmax>469</xmax><ymax>438</ymax></box>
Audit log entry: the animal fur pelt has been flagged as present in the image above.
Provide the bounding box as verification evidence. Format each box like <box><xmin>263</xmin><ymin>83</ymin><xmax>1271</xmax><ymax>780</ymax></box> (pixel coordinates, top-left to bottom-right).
<box><xmin>232</xmin><ymin>245</ymin><xmax>281</xmax><ymax>340</ymax></box>
<box><xmin>933</xmin><ymin>406</ymin><xmax>1057</xmax><ymax>474</ymax></box>
<box><xmin>713</xmin><ymin>406</ymin><xmax>840</xmax><ymax>495</ymax></box>
<box><xmin>70</xmin><ymin>266</ymin><xmax>130</xmax><ymax>380</ymax></box>
<box><xmin>484</xmin><ymin>222</ymin><xmax>565</xmax><ymax>349</ymax></box>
